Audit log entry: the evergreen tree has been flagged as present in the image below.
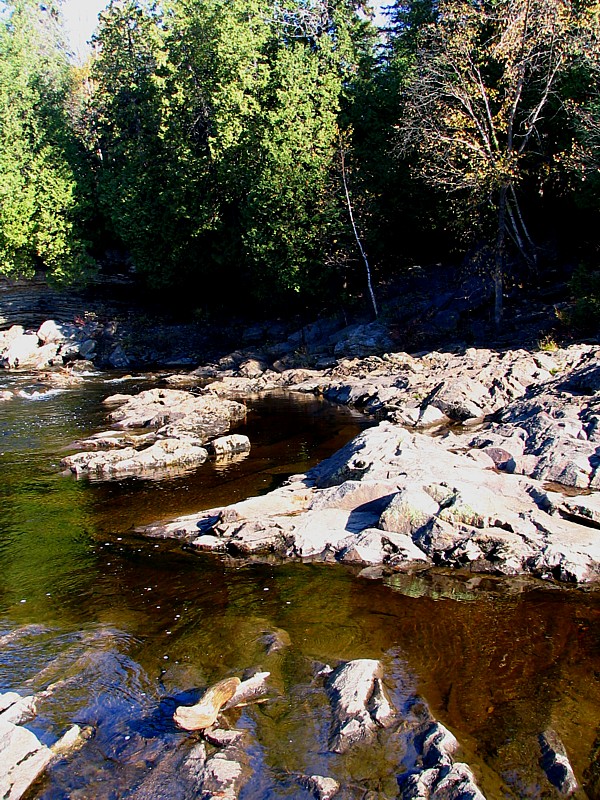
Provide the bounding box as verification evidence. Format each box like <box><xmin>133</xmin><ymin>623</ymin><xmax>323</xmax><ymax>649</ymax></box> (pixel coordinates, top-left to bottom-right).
<box><xmin>0</xmin><ymin>0</ymin><xmax>91</xmax><ymax>283</ymax></box>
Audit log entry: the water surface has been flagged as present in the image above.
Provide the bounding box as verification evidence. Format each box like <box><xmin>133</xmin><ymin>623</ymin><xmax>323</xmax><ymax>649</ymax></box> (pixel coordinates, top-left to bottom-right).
<box><xmin>0</xmin><ymin>372</ymin><xmax>598</xmax><ymax>799</ymax></box>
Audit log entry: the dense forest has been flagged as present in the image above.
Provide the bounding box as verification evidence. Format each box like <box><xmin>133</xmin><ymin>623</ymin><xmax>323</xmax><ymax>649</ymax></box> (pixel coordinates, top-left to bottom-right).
<box><xmin>0</xmin><ymin>0</ymin><xmax>599</xmax><ymax>322</ymax></box>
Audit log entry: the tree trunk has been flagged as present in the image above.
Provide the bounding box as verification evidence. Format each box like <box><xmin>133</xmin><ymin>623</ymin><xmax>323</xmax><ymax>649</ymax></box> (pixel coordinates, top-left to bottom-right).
<box><xmin>494</xmin><ymin>185</ymin><xmax>507</xmax><ymax>327</ymax></box>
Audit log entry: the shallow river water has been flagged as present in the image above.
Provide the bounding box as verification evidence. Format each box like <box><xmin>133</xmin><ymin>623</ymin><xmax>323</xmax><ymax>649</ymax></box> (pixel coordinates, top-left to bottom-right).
<box><xmin>0</xmin><ymin>372</ymin><xmax>599</xmax><ymax>799</ymax></box>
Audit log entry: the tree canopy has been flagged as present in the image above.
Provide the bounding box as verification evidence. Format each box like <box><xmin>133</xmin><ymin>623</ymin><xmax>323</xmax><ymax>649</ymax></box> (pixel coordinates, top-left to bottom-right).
<box><xmin>0</xmin><ymin>0</ymin><xmax>599</xmax><ymax>320</ymax></box>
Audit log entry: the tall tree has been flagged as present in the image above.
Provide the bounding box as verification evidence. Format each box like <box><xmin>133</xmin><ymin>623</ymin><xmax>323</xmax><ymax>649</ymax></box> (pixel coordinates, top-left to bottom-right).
<box><xmin>85</xmin><ymin>0</ymin><xmax>379</xmax><ymax>310</ymax></box>
<box><xmin>0</xmin><ymin>0</ymin><xmax>91</xmax><ymax>283</ymax></box>
<box><xmin>397</xmin><ymin>0</ymin><xmax>585</xmax><ymax>323</ymax></box>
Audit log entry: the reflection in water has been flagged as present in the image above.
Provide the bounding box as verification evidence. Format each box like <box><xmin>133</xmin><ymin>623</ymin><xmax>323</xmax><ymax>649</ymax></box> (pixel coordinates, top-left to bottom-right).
<box><xmin>0</xmin><ymin>374</ymin><xmax>598</xmax><ymax>798</ymax></box>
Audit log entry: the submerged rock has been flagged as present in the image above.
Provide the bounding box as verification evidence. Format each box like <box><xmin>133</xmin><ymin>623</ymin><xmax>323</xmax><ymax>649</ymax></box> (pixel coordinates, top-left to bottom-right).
<box><xmin>326</xmin><ymin>659</ymin><xmax>394</xmax><ymax>753</ymax></box>
<box><xmin>0</xmin><ymin>691</ymin><xmax>84</xmax><ymax>800</ymax></box>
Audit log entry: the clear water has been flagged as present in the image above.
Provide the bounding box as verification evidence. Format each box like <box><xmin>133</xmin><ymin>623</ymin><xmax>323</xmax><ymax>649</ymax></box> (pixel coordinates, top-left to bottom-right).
<box><xmin>0</xmin><ymin>372</ymin><xmax>599</xmax><ymax>799</ymax></box>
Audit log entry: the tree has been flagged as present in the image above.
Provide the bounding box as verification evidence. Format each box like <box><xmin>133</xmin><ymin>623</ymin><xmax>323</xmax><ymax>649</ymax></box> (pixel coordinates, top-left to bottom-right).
<box><xmin>85</xmin><ymin>0</ymin><xmax>379</xmax><ymax>311</ymax></box>
<box><xmin>0</xmin><ymin>0</ymin><xmax>91</xmax><ymax>283</ymax></box>
<box><xmin>397</xmin><ymin>0</ymin><xmax>585</xmax><ymax>323</ymax></box>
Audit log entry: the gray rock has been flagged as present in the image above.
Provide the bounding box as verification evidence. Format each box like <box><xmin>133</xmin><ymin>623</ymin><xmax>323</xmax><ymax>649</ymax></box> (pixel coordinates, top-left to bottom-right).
<box><xmin>0</xmin><ymin>333</ymin><xmax>41</xmax><ymax>369</ymax></box>
<box><xmin>63</xmin><ymin>390</ymin><xmax>247</xmax><ymax>480</ymax></box>
<box><xmin>399</xmin><ymin>722</ymin><xmax>486</xmax><ymax>800</ymax></box>
<box><xmin>62</xmin><ymin>437</ymin><xmax>209</xmax><ymax>478</ymax></box>
<box><xmin>0</xmin><ymin>692</ymin><xmax>84</xmax><ymax>800</ymax></box>
<box><xmin>197</xmin><ymin>743</ymin><xmax>249</xmax><ymax>800</ymax></box>
<box><xmin>326</xmin><ymin>659</ymin><xmax>394</xmax><ymax>753</ymax></box>
<box><xmin>208</xmin><ymin>434</ymin><xmax>251</xmax><ymax>456</ymax></box>
<box><xmin>107</xmin><ymin>344</ymin><xmax>130</xmax><ymax>369</ymax></box>
<box><xmin>296</xmin><ymin>774</ymin><xmax>340</xmax><ymax>799</ymax></box>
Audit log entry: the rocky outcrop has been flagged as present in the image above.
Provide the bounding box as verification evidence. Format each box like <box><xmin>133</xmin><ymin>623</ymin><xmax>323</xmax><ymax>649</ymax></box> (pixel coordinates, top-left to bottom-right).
<box><xmin>61</xmin><ymin>389</ymin><xmax>248</xmax><ymax>479</ymax></box>
<box><xmin>140</xmin><ymin>417</ymin><xmax>600</xmax><ymax>583</ymax></box>
<box><xmin>132</xmin><ymin>339</ymin><xmax>600</xmax><ymax>584</ymax></box>
<box><xmin>0</xmin><ymin>321</ymin><xmax>99</xmax><ymax>371</ymax></box>
<box><xmin>0</xmin><ymin>691</ymin><xmax>85</xmax><ymax>800</ymax></box>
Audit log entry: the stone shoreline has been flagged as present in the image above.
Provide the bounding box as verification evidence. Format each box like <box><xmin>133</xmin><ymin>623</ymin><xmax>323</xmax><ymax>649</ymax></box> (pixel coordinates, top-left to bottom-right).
<box><xmin>138</xmin><ymin>339</ymin><xmax>600</xmax><ymax>585</ymax></box>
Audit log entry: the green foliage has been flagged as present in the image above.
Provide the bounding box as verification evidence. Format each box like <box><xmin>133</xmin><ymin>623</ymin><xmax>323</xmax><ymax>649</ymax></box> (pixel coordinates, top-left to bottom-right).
<box><xmin>0</xmin><ymin>0</ymin><xmax>92</xmax><ymax>283</ymax></box>
<box><xmin>82</xmin><ymin>0</ymin><xmax>379</xmax><ymax>308</ymax></box>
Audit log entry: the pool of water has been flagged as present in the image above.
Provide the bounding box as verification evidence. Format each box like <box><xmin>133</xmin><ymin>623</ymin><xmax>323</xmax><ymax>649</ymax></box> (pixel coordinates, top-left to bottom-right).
<box><xmin>0</xmin><ymin>372</ymin><xmax>599</xmax><ymax>799</ymax></box>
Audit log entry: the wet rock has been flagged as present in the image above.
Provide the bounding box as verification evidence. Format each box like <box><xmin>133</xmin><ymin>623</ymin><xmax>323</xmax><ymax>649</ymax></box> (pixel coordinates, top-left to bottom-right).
<box><xmin>0</xmin><ymin>693</ymin><xmax>37</xmax><ymax>725</ymax></box>
<box><xmin>208</xmin><ymin>434</ymin><xmax>251</xmax><ymax>456</ymax></box>
<box><xmin>399</xmin><ymin>722</ymin><xmax>486</xmax><ymax>800</ymax></box>
<box><xmin>539</xmin><ymin>729</ymin><xmax>579</xmax><ymax>795</ymax></box>
<box><xmin>174</xmin><ymin>677</ymin><xmax>242</xmax><ymax>731</ymax></box>
<box><xmin>0</xmin><ymin>691</ymin><xmax>84</xmax><ymax>800</ymax></box>
<box><xmin>0</xmin><ymin>390</ymin><xmax>12</xmax><ymax>402</ymax></box>
<box><xmin>296</xmin><ymin>774</ymin><xmax>340</xmax><ymax>799</ymax></box>
<box><xmin>203</xmin><ymin>727</ymin><xmax>247</xmax><ymax>748</ymax></box>
<box><xmin>326</xmin><ymin>659</ymin><xmax>394</xmax><ymax>753</ymax></box>
<box><xmin>197</xmin><ymin>742</ymin><xmax>250</xmax><ymax>800</ymax></box>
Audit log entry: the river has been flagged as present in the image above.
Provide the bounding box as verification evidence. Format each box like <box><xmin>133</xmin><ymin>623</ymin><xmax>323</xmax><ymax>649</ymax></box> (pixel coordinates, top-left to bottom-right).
<box><xmin>0</xmin><ymin>371</ymin><xmax>599</xmax><ymax>799</ymax></box>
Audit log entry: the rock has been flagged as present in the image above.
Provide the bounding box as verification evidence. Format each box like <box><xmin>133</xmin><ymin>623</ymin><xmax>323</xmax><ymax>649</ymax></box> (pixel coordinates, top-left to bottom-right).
<box><xmin>62</xmin><ymin>438</ymin><xmax>209</xmax><ymax>478</ymax></box>
<box><xmin>0</xmin><ymin>716</ymin><xmax>54</xmax><ymax>800</ymax></box>
<box><xmin>399</xmin><ymin>722</ymin><xmax>486</xmax><ymax>800</ymax></box>
<box><xmin>427</xmin><ymin>378</ymin><xmax>493</xmax><ymax>421</ymax></box>
<box><xmin>260</xmin><ymin>629</ymin><xmax>291</xmax><ymax>655</ymax></box>
<box><xmin>339</xmin><ymin>528</ymin><xmax>429</xmax><ymax>566</ymax></box>
<box><xmin>208</xmin><ymin>434</ymin><xmax>251</xmax><ymax>456</ymax></box>
<box><xmin>108</xmin><ymin>389</ymin><xmax>246</xmax><ymax>435</ymax></box>
<box><xmin>174</xmin><ymin>677</ymin><xmax>242</xmax><ymax>731</ymax></box>
<box><xmin>0</xmin><ymin>694</ymin><xmax>37</xmax><ymax>725</ymax></box>
<box><xmin>222</xmin><ymin>671</ymin><xmax>271</xmax><ymax>709</ymax></box>
<box><xmin>107</xmin><ymin>345</ymin><xmax>130</xmax><ymax>369</ymax></box>
<box><xmin>0</xmin><ymin>390</ymin><xmax>12</xmax><ymax>402</ymax></box>
<box><xmin>37</xmin><ymin>319</ymin><xmax>74</xmax><ymax>344</ymax></box>
<box><xmin>332</xmin><ymin>322</ymin><xmax>395</xmax><ymax>358</ymax></box>
<box><xmin>326</xmin><ymin>659</ymin><xmax>394</xmax><ymax>753</ymax></box>
<box><xmin>380</xmin><ymin>486</ymin><xmax>440</xmax><ymax>536</ymax></box>
<box><xmin>237</xmin><ymin>358</ymin><xmax>268</xmax><ymax>378</ymax></box>
<box><xmin>62</xmin><ymin>389</ymin><xmax>247</xmax><ymax>480</ymax></box>
<box><xmin>296</xmin><ymin>774</ymin><xmax>340</xmax><ymax>799</ymax></box>
<box><xmin>539</xmin><ymin>729</ymin><xmax>579</xmax><ymax>795</ymax></box>
<box><xmin>0</xmin><ymin>333</ymin><xmax>41</xmax><ymax>369</ymax></box>
<box><xmin>197</xmin><ymin>743</ymin><xmax>249</xmax><ymax>800</ymax></box>
<box><xmin>0</xmin><ymin>692</ymin><xmax>84</xmax><ymax>800</ymax></box>
<box><xmin>203</xmin><ymin>727</ymin><xmax>246</xmax><ymax>748</ymax></box>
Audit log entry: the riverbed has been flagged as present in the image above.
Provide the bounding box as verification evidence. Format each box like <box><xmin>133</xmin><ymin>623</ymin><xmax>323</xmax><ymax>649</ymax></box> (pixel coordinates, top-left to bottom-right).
<box><xmin>0</xmin><ymin>372</ymin><xmax>599</xmax><ymax>799</ymax></box>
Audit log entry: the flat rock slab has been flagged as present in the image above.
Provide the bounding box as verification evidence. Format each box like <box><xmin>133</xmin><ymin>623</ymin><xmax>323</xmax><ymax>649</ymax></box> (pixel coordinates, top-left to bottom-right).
<box><xmin>61</xmin><ymin>389</ymin><xmax>247</xmax><ymax>480</ymax></box>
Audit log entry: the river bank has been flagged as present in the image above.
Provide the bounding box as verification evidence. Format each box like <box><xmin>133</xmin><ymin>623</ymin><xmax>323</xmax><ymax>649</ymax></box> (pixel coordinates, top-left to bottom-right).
<box><xmin>3</xmin><ymin>308</ymin><xmax>600</xmax><ymax>583</ymax></box>
<box><xmin>84</xmin><ymin>336</ymin><xmax>600</xmax><ymax>586</ymax></box>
